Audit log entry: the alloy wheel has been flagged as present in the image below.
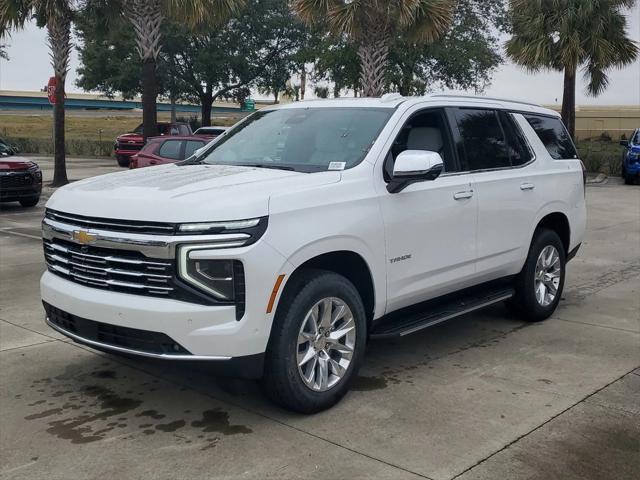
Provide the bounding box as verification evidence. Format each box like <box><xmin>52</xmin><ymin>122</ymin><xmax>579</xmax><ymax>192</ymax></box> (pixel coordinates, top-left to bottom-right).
<box><xmin>296</xmin><ymin>297</ymin><xmax>356</xmax><ymax>392</ymax></box>
<box><xmin>534</xmin><ymin>245</ymin><xmax>561</xmax><ymax>307</ymax></box>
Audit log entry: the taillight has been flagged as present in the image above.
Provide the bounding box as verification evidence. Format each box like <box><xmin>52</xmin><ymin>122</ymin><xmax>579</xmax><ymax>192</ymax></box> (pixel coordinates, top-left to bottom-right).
<box><xmin>580</xmin><ymin>160</ymin><xmax>587</xmax><ymax>197</ymax></box>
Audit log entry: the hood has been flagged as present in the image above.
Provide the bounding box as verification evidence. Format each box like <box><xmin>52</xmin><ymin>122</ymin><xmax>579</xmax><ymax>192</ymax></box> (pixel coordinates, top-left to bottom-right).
<box><xmin>46</xmin><ymin>164</ymin><xmax>341</xmax><ymax>222</ymax></box>
<box><xmin>630</xmin><ymin>145</ymin><xmax>640</xmax><ymax>153</ymax></box>
<box><xmin>0</xmin><ymin>156</ymin><xmax>37</xmax><ymax>170</ymax></box>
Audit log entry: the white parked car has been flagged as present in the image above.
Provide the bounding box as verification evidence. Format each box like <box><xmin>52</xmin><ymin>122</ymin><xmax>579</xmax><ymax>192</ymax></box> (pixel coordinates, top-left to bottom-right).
<box><xmin>41</xmin><ymin>95</ymin><xmax>586</xmax><ymax>412</ymax></box>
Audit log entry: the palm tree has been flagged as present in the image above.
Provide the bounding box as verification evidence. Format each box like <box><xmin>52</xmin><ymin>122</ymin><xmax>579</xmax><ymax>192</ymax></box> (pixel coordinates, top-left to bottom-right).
<box><xmin>293</xmin><ymin>0</ymin><xmax>454</xmax><ymax>97</ymax></box>
<box><xmin>506</xmin><ymin>0</ymin><xmax>638</xmax><ymax>139</ymax></box>
<box><xmin>1</xmin><ymin>0</ymin><xmax>74</xmax><ymax>186</ymax></box>
<box><xmin>122</xmin><ymin>0</ymin><xmax>245</xmax><ymax>139</ymax></box>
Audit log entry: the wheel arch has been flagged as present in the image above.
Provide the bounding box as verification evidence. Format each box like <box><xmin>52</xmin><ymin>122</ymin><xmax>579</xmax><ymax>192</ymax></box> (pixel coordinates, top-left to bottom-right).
<box><xmin>534</xmin><ymin>211</ymin><xmax>571</xmax><ymax>255</ymax></box>
<box><xmin>277</xmin><ymin>250</ymin><xmax>378</xmax><ymax>328</ymax></box>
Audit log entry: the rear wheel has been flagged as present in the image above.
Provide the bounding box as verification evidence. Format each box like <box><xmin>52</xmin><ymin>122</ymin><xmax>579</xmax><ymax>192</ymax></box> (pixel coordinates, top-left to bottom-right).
<box><xmin>116</xmin><ymin>155</ymin><xmax>130</xmax><ymax>167</ymax></box>
<box><xmin>19</xmin><ymin>196</ymin><xmax>40</xmax><ymax>207</ymax></box>
<box><xmin>262</xmin><ymin>270</ymin><xmax>367</xmax><ymax>413</ymax></box>
<box><xmin>508</xmin><ymin>229</ymin><xmax>566</xmax><ymax>322</ymax></box>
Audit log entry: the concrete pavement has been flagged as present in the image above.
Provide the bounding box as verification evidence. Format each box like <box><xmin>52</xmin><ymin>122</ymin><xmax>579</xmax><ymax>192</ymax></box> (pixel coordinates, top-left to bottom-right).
<box><xmin>1</xmin><ymin>158</ymin><xmax>638</xmax><ymax>479</ymax></box>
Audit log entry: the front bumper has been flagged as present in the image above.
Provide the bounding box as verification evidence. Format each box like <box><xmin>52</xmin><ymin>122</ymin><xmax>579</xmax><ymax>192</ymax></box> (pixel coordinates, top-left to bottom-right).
<box><xmin>43</xmin><ymin>301</ymin><xmax>265</xmax><ymax>378</ymax></box>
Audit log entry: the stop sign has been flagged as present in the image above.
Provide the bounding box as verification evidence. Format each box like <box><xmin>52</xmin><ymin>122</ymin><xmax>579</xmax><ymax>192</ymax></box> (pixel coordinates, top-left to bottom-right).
<box><xmin>47</xmin><ymin>77</ymin><xmax>57</xmax><ymax>105</ymax></box>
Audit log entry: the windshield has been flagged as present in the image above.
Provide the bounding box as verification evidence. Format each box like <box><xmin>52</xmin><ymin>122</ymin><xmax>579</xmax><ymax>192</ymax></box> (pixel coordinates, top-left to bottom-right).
<box><xmin>196</xmin><ymin>107</ymin><xmax>393</xmax><ymax>172</ymax></box>
<box><xmin>632</xmin><ymin>129</ymin><xmax>640</xmax><ymax>145</ymax></box>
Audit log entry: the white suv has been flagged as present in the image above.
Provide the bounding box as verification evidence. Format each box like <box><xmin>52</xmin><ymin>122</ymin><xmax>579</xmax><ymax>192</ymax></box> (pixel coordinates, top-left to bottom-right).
<box><xmin>41</xmin><ymin>95</ymin><xmax>586</xmax><ymax>412</ymax></box>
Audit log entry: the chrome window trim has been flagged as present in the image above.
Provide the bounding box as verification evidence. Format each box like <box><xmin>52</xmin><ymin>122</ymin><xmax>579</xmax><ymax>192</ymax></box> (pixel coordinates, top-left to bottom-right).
<box><xmin>440</xmin><ymin>112</ymin><xmax>537</xmax><ymax>177</ymax></box>
<box><xmin>42</xmin><ymin>217</ymin><xmax>250</xmax><ymax>258</ymax></box>
<box><xmin>46</xmin><ymin>317</ymin><xmax>232</xmax><ymax>361</ymax></box>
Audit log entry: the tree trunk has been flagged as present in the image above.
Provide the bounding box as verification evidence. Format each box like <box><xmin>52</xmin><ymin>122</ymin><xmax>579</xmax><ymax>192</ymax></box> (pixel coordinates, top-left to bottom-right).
<box><xmin>300</xmin><ymin>68</ymin><xmax>307</xmax><ymax>100</ymax></box>
<box><xmin>47</xmin><ymin>13</ymin><xmax>71</xmax><ymax>187</ymax></box>
<box><xmin>170</xmin><ymin>94</ymin><xmax>177</xmax><ymax>123</ymax></box>
<box><xmin>561</xmin><ymin>66</ymin><xmax>577</xmax><ymax>140</ymax></box>
<box><xmin>141</xmin><ymin>59</ymin><xmax>158</xmax><ymax>139</ymax></box>
<box><xmin>274</xmin><ymin>90</ymin><xmax>279</xmax><ymax>104</ymax></box>
<box><xmin>52</xmin><ymin>77</ymin><xmax>68</xmax><ymax>187</ymax></box>
<box><xmin>124</xmin><ymin>0</ymin><xmax>162</xmax><ymax>139</ymax></box>
<box><xmin>200</xmin><ymin>87</ymin><xmax>213</xmax><ymax>127</ymax></box>
<box><xmin>357</xmin><ymin>26</ymin><xmax>390</xmax><ymax>97</ymax></box>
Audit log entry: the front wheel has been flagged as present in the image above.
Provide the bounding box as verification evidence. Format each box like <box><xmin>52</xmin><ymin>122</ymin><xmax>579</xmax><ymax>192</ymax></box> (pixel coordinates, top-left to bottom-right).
<box><xmin>19</xmin><ymin>196</ymin><xmax>40</xmax><ymax>207</ymax></box>
<box><xmin>116</xmin><ymin>155</ymin><xmax>130</xmax><ymax>168</ymax></box>
<box><xmin>508</xmin><ymin>229</ymin><xmax>566</xmax><ymax>322</ymax></box>
<box><xmin>262</xmin><ymin>270</ymin><xmax>367</xmax><ymax>413</ymax></box>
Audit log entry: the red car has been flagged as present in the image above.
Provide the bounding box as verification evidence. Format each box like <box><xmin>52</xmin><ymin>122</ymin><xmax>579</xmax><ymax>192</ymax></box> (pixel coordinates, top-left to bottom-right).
<box><xmin>0</xmin><ymin>155</ymin><xmax>42</xmax><ymax>207</ymax></box>
<box><xmin>114</xmin><ymin>122</ymin><xmax>192</xmax><ymax>167</ymax></box>
<box><xmin>129</xmin><ymin>136</ymin><xmax>210</xmax><ymax>169</ymax></box>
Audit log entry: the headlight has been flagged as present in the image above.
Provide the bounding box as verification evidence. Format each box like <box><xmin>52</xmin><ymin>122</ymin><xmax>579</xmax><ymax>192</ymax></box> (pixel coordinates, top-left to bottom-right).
<box><xmin>178</xmin><ymin>245</ymin><xmax>239</xmax><ymax>301</ymax></box>
<box><xmin>178</xmin><ymin>218</ymin><xmax>260</xmax><ymax>233</ymax></box>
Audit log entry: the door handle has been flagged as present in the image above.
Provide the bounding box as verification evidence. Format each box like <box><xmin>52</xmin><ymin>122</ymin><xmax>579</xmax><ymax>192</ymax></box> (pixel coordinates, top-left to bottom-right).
<box><xmin>453</xmin><ymin>190</ymin><xmax>474</xmax><ymax>200</ymax></box>
<box><xmin>520</xmin><ymin>182</ymin><xmax>535</xmax><ymax>191</ymax></box>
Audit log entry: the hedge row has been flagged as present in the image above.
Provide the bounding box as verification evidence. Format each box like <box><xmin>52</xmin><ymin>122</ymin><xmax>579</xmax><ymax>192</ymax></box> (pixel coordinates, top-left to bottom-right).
<box><xmin>6</xmin><ymin>137</ymin><xmax>114</xmax><ymax>157</ymax></box>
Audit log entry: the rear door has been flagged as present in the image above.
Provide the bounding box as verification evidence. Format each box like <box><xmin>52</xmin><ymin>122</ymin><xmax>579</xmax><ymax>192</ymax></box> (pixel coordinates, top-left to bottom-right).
<box><xmin>157</xmin><ymin>139</ymin><xmax>185</xmax><ymax>164</ymax></box>
<box><xmin>449</xmin><ymin>107</ymin><xmax>539</xmax><ymax>279</ymax></box>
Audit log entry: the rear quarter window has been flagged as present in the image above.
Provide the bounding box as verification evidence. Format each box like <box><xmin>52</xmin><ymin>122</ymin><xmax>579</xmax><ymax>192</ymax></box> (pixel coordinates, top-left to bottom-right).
<box><xmin>523</xmin><ymin>114</ymin><xmax>578</xmax><ymax>160</ymax></box>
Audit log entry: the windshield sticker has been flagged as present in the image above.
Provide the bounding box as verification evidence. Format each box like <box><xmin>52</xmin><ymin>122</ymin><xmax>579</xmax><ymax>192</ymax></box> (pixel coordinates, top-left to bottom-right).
<box><xmin>328</xmin><ymin>162</ymin><xmax>346</xmax><ymax>171</ymax></box>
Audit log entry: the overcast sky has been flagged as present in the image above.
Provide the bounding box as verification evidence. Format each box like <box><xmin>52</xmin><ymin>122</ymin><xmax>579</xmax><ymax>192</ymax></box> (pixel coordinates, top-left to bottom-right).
<box><xmin>1</xmin><ymin>5</ymin><xmax>638</xmax><ymax>106</ymax></box>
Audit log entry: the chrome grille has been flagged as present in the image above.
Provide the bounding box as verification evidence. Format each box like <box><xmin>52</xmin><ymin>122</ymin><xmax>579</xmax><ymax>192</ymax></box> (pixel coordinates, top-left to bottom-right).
<box><xmin>44</xmin><ymin>238</ymin><xmax>175</xmax><ymax>297</ymax></box>
<box><xmin>45</xmin><ymin>209</ymin><xmax>177</xmax><ymax>235</ymax></box>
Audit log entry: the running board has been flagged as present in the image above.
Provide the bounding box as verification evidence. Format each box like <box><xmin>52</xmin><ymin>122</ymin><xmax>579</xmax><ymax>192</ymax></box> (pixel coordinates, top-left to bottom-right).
<box><xmin>370</xmin><ymin>286</ymin><xmax>515</xmax><ymax>339</ymax></box>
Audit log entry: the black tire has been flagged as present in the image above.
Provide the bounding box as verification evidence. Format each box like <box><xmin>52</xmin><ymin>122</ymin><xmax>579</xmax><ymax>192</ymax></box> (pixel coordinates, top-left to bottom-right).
<box><xmin>507</xmin><ymin>229</ymin><xmax>566</xmax><ymax>322</ymax></box>
<box><xmin>19</xmin><ymin>196</ymin><xmax>40</xmax><ymax>207</ymax></box>
<box><xmin>262</xmin><ymin>269</ymin><xmax>367</xmax><ymax>413</ymax></box>
<box><xmin>117</xmin><ymin>155</ymin><xmax>130</xmax><ymax>167</ymax></box>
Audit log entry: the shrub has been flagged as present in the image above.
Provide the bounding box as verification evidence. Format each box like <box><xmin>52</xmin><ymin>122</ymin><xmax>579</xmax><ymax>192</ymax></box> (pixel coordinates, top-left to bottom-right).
<box><xmin>6</xmin><ymin>136</ymin><xmax>114</xmax><ymax>157</ymax></box>
<box><xmin>599</xmin><ymin>131</ymin><xmax>612</xmax><ymax>142</ymax></box>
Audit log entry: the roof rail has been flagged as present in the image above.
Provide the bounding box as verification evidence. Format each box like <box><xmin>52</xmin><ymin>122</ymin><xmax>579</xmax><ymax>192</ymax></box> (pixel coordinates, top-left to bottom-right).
<box><xmin>430</xmin><ymin>94</ymin><xmax>542</xmax><ymax>108</ymax></box>
<box><xmin>380</xmin><ymin>93</ymin><xmax>404</xmax><ymax>103</ymax></box>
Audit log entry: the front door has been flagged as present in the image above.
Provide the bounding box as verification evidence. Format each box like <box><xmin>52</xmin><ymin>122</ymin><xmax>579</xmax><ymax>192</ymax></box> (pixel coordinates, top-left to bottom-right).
<box><xmin>377</xmin><ymin>107</ymin><xmax>478</xmax><ymax>313</ymax></box>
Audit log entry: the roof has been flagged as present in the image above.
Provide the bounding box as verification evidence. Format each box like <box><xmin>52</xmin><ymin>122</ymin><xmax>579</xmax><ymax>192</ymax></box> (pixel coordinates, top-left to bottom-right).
<box><xmin>269</xmin><ymin>93</ymin><xmax>560</xmax><ymax>117</ymax></box>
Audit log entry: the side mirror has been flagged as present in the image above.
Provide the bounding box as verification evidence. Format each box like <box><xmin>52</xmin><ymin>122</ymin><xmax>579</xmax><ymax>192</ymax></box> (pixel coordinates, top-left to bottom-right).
<box><xmin>620</xmin><ymin>140</ymin><xmax>629</xmax><ymax>147</ymax></box>
<box><xmin>387</xmin><ymin>150</ymin><xmax>444</xmax><ymax>193</ymax></box>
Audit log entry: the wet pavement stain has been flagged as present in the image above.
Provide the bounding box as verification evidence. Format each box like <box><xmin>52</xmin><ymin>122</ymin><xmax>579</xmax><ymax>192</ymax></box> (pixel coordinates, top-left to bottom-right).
<box><xmin>352</xmin><ymin>375</ymin><xmax>388</xmax><ymax>391</ymax></box>
<box><xmin>136</xmin><ymin>409</ymin><xmax>166</xmax><ymax>420</ymax></box>
<box><xmin>155</xmin><ymin>420</ymin><xmax>186</xmax><ymax>432</ymax></box>
<box><xmin>25</xmin><ymin>408</ymin><xmax>63</xmax><ymax>420</ymax></box>
<box><xmin>42</xmin><ymin>385</ymin><xmax>143</xmax><ymax>444</ymax></box>
<box><xmin>91</xmin><ymin>370</ymin><xmax>117</xmax><ymax>379</ymax></box>
<box><xmin>23</xmin><ymin>372</ymin><xmax>251</xmax><ymax>448</ymax></box>
<box><xmin>191</xmin><ymin>409</ymin><xmax>252</xmax><ymax>435</ymax></box>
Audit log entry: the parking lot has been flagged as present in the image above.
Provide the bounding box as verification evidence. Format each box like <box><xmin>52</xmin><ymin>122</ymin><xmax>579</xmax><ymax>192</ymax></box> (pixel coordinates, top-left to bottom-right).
<box><xmin>1</xmin><ymin>157</ymin><xmax>638</xmax><ymax>480</ymax></box>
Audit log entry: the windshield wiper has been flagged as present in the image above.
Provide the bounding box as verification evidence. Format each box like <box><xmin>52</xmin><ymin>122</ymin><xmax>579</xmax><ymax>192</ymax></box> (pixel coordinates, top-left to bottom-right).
<box><xmin>237</xmin><ymin>163</ymin><xmax>296</xmax><ymax>171</ymax></box>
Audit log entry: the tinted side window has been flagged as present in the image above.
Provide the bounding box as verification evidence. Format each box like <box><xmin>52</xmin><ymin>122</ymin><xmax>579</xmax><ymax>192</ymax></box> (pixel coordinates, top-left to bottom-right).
<box><xmin>500</xmin><ymin>112</ymin><xmax>533</xmax><ymax>166</ymax></box>
<box><xmin>158</xmin><ymin>140</ymin><xmax>183</xmax><ymax>160</ymax></box>
<box><xmin>184</xmin><ymin>140</ymin><xmax>205</xmax><ymax>159</ymax></box>
<box><xmin>454</xmin><ymin>109</ymin><xmax>510</xmax><ymax>171</ymax></box>
<box><xmin>384</xmin><ymin>108</ymin><xmax>456</xmax><ymax>181</ymax></box>
<box><xmin>523</xmin><ymin>114</ymin><xmax>577</xmax><ymax>159</ymax></box>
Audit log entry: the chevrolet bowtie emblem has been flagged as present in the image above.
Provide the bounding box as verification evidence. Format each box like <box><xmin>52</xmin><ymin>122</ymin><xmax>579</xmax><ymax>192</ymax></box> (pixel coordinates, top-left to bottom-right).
<box><xmin>71</xmin><ymin>230</ymin><xmax>98</xmax><ymax>245</ymax></box>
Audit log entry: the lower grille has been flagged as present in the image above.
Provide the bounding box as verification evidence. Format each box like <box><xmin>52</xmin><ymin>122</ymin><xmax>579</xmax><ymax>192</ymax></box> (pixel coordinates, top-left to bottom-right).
<box><xmin>0</xmin><ymin>171</ymin><xmax>33</xmax><ymax>189</ymax></box>
<box><xmin>44</xmin><ymin>238</ymin><xmax>175</xmax><ymax>297</ymax></box>
<box><xmin>44</xmin><ymin>303</ymin><xmax>190</xmax><ymax>355</ymax></box>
